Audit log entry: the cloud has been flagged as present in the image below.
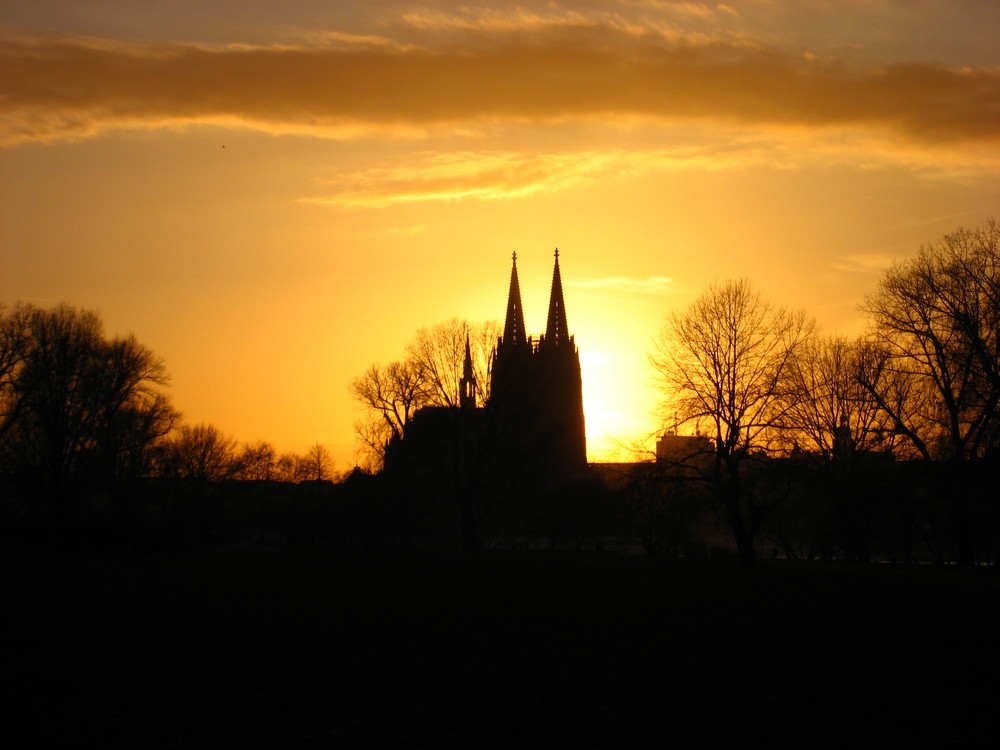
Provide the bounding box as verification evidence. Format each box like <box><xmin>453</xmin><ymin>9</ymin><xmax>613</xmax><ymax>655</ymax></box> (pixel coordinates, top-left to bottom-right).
<box><xmin>568</xmin><ymin>276</ymin><xmax>676</xmax><ymax>294</ymax></box>
<box><xmin>301</xmin><ymin>144</ymin><xmax>773</xmax><ymax>207</ymax></box>
<box><xmin>397</xmin><ymin>3</ymin><xmax>733</xmax><ymax>37</ymax></box>
<box><xmin>2</xmin><ymin>21</ymin><xmax>999</xmax><ymax>148</ymax></box>
<box><xmin>309</xmin><ymin>152</ymin><xmax>575</xmax><ymax>206</ymax></box>
<box><xmin>300</xmin><ymin>132</ymin><xmax>999</xmax><ymax>208</ymax></box>
<box><xmin>830</xmin><ymin>253</ymin><xmax>896</xmax><ymax>273</ymax></box>
<box><xmin>305</xmin><ymin>150</ymin><xmax>624</xmax><ymax>207</ymax></box>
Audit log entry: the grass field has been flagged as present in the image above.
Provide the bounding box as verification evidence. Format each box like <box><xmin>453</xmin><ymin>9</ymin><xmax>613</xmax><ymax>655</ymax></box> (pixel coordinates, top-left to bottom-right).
<box><xmin>6</xmin><ymin>545</ymin><xmax>998</xmax><ymax>746</ymax></box>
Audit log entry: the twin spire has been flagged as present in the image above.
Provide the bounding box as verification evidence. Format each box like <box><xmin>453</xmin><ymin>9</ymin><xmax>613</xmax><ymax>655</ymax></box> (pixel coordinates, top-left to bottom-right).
<box><xmin>545</xmin><ymin>249</ymin><xmax>570</xmax><ymax>344</ymax></box>
<box><xmin>502</xmin><ymin>249</ymin><xmax>571</xmax><ymax>347</ymax></box>
<box><xmin>503</xmin><ymin>252</ymin><xmax>527</xmax><ymax>345</ymax></box>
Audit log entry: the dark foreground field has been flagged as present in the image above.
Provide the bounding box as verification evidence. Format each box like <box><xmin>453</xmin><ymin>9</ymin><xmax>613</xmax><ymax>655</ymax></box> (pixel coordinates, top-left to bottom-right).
<box><xmin>6</xmin><ymin>545</ymin><xmax>998</xmax><ymax>747</ymax></box>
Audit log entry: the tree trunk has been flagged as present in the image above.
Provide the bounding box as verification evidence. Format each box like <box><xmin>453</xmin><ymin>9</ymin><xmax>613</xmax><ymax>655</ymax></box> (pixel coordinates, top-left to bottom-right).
<box><xmin>718</xmin><ymin>454</ymin><xmax>755</xmax><ymax>564</ymax></box>
<box><xmin>948</xmin><ymin>460</ymin><xmax>974</xmax><ymax>566</ymax></box>
<box><xmin>721</xmin><ymin>484</ymin><xmax>755</xmax><ymax>564</ymax></box>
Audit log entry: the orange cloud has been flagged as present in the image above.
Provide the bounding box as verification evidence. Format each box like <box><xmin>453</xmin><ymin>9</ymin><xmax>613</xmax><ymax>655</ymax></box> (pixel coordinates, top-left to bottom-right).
<box><xmin>305</xmin><ymin>151</ymin><xmax>626</xmax><ymax>207</ymax></box>
<box><xmin>301</xmin><ymin>145</ymin><xmax>776</xmax><ymax>207</ymax></box>
<box><xmin>830</xmin><ymin>254</ymin><xmax>896</xmax><ymax>273</ymax></box>
<box><xmin>2</xmin><ymin>23</ymin><xmax>998</xmax><ymax>147</ymax></box>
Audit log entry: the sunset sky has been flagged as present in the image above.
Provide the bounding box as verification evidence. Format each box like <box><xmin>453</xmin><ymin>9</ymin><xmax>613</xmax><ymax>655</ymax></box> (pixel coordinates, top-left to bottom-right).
<box><xmin>2</xmin><ymin>0</ymin><xmax>998</xmax><ymax>468</ymax></box>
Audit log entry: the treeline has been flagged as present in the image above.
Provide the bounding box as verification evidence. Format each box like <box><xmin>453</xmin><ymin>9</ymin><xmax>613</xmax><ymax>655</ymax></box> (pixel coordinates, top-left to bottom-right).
<box><xmin>0</xmin><ymin>303</ymin><xmax>337</xmax><ymax>546</ymax></box>
<box><xmin>646</xmin><ymin>219</ymin><xmax>1000</xmax><ymax>564</ymax></box>
<box><xmin>6</xmin><ymin>220</ymin><xmax>1000</xmax><ymax>562</ymax></box>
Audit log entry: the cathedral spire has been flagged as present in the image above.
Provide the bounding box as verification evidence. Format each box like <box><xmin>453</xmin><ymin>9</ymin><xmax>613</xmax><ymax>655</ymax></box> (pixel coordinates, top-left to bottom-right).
<box><xmin>460</xmin><ymin>334</ymin><xmax>477</xmax><ymax>409</ymax></box>
<box><xmin>502</xmin><ymin>252</ymin><xmax>527</xmax><ymax>345</ymax></box>
<box><xmin>544</xmin><ymin>248</ymin><xmax>570</xmax><ymax>344</ymax></box>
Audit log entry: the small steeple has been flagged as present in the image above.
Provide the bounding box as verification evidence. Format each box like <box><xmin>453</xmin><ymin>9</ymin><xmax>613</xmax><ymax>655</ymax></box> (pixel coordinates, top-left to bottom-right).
<box><xmin>502</xmin><ymin>252</ymin><xmax>527</xmax><ymax>345</ymax></box>
<box><xmin>460</xmin><ymin>334</ymin><xmax>477</xmax><ymax>409</ymax></box>
<box><xmin>544</xmin><ymin>248</ymin><xmax>570</xmax><ymax>344</ymax></box>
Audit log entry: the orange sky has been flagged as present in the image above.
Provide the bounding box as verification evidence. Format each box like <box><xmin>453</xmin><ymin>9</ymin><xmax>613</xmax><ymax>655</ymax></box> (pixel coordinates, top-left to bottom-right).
<box><xmin>2</xmin><ymin>0</ymin><xmax>998</xmax><ymax>468</ymax></box>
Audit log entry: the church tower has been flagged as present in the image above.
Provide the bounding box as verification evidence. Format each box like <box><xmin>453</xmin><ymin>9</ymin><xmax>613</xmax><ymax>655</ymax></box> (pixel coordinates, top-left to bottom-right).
<box><xmin>543</xmin><ymin>249</ymin><xmax>570</xmax><ymax>344</ymax></box>
<box><xmin>491</xmin><ymin>252</ymin><xmax>534</xmax><ymax>405</ymax></box>
<box><xmin>489</xmin><ymin>250</ymin><xmax>587</xmax><ymax>476</ymax></box>
<box><xmin>536</xmin><ymin>249</ymin><xmax>587</xmax><ymax>471</ymax></box>
<box><xmin>459</xmin><ymin>335</ymin><xmax>478</xmax><ymax>410</ymax></box>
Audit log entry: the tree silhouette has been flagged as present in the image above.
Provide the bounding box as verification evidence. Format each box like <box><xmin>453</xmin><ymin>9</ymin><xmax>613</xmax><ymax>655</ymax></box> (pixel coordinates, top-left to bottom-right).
<box><xmin>350</xmin><ymin>360</ymin><xmax>429</xmax><ymax>470</ymax></box>
<box><xmin>781</xmin><ymin>335</ymin><xmax>903</xmax><ymax>561</ymax></box>
<box><xmin>235</xmin><ymin>441</ymin><xmax>276</xmax><ymax>482</ymax></box>
<box><xmin>303</xmin><ymin>443</ymin><xmax>334</xmax><ymax>482</ymax></box>
<box><xmin>861</xmin><ymin>219</ymin><xmax>1000</xmax><ymax>564</ymax></box>
<box><xmin>650</xmin><ymin>279</ymin><xmax>813</xmax><ymax>563</ymax></box>
<box><xmin>349</xmin><ymin>318</ymin><xmax>499</xmax><ymax>470</ymax></box>
<box><xmin>0</xmin><ymin>303</ymin><xmax>32</xmax><ymax>439</ymax></box>
<box><xmin>349</xmin><ymin>318</ymin><xmax>503</xmax><ymax>549</ymax></box>
<box><xmin>408</xmin><ymin>318</ymin><xmax>498</xmax><ymax>408</ymax></box>
<box><xmin>164</xmin><ymin>423</ymin><xmax>237</xmax><ymax>484</ymax></box>
<box><xmin>610</xmin><ymin>443</ymin><xmax>710</xmax><ymax>557</ymax></box>
<box><xmin>273</xmin><ymin>451</ymin><xmax>312</xmax><ymax>483</ymax></box>
<box><xmin>0</xmin><ymin>302</ymin><xmax>177</xmax><ymax>526</ymax></box>
<box><xmin>785</xmin><ymin>335</ymin><xmax>899</xmax><ymax>458</ymax></box>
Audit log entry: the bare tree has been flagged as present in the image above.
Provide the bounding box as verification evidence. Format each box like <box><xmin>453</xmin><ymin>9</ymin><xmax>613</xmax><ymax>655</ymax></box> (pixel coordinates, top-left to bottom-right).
<box><xmin>609</xmin><ymin>444</ymin><xmax>709</xmax><ymax>557</ymax></box>
<box><xmin>273</xmin><ymin>451</ymin><xmax>311</xmax><ymax>483</ymax></box>
<box><xmin>782</xmin><ymin>335</ymin><xmax>907</xmax><ymax>561</ymax></box>
<box><xmin>407</xmin><ymin>318</ymin><xmax>506</xmax><ymax>551</ymax></box>
<box><xmin>650</xmin><ymin>279</ymin><xmax>813</xmax><ymax>563</ymax></box>
<box><xmin>0</xmin><ymin>303</ymin><xmax>178</xmax><ymax>512</ymax></box>
<box><xmin>785</xmin><ymin>335</ymin><xmax>899</xmax><ymax>458</ymax></box>
<box><xmin>2</xmin><ymin>304</ymin><xmax>106</xmax><ymax>494</ymax></box>
<box><xmin>349</xmin><ymin>318</ymin><xmax>503</xmax><ymax>549</ymax></box>
<box><xmin>349</xmin><ymin>360</ymin><xmax>429</xmax><ymax>470</ymax></box>
<box><xmin>349</xmin><ymin>318</ymin><xmax>500</xmax><ymax>469</ymax></box>
<box><xmin>303</xmin><ymin>443</ymin><xmax>334</xmax><ymax>482</ymax></box>
<box><xmin>853</xmin><ymin>337</ymin><xmax>938</xmax><ymax>461</ymax></box>
<box><xmin>407</xmin><ymin>318</ymin><xmax>499</xmax><ymax>407</ymax></box>
<box><xmin>92</xmin><ymin>334</ymin><xmax>178</xmax><ymax>482</ymax></box>
<box><xmin>235</xmin><ymin>441</ymin><xmax>276</xmax><ymax>482</ymax></box>
<box><xmin>861</xmin><ymin>219</ymin><xmax>1000</xmax><ymax>564</ymax></box>
<box><xmin>165</xmin><ymin>423</ymin><xmax>237</xmax><ymax>484</ymax></box>
<box><xmin>0</xmin><ymin>303</ymin><xmax>32</xmax><ymax>441</ymax></box>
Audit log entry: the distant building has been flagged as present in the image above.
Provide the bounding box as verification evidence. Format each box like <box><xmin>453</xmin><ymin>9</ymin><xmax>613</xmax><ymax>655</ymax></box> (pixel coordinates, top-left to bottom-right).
<box><xmin>656</xmin><ymin>433</ymin><xmax>714</xmax><ymax>463</ymax></box>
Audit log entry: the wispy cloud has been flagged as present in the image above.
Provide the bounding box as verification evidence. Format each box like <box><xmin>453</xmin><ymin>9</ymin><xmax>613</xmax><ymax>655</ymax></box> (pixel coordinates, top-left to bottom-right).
<box><xmin>2</xmin><ymin>19</ymin><xmax>998</xmax><ymax>148</ymax></box>
<box><xmin>831</xmin><ymin>253</ymin><xmax>896</xmax><ymax>273</ymax></box>
<box><xmin>397</xmin><ymin>3</ymin><xmax>736</xmax><ymax>39</ymax></box>
<box><xmin>305</xmin><ymin>150</ymin><xmax>624</xmax><ymax>207</ymax></box>
<box><xmin>568</xmin><ymin>276</ymin><xmax>676</xmax><ymax>294</ymax></box>
<box><xmin>301</xmin><ymin>144</ymin><xmax>775</xmax><ymax>207</ymax></box>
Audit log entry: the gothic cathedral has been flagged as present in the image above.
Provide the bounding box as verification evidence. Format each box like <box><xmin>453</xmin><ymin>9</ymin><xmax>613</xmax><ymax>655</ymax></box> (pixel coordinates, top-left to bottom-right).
<box><xmin>490</xmin><ymin>251</ymin><xmax>587</xmax><ymax>475</ymax></box>
<box><xmin>385</xmin><ymin>251</ymin><xmax>587</xmax><ymax>493</ymax></box>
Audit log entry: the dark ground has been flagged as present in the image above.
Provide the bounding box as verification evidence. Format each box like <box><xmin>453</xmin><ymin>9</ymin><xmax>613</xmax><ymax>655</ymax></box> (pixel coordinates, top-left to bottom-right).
<box><xmin>5</xmin><ymin>544</ymin><xmax>998</xmax><ymax>747</ymax></box>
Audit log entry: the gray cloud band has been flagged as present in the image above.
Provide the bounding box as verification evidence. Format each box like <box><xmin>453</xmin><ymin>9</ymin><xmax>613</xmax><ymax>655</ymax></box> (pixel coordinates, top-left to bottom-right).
<box><xmin>2</xmin><ymin>28</ymin><xmax>998</xmax><ymax>147</ymax></box>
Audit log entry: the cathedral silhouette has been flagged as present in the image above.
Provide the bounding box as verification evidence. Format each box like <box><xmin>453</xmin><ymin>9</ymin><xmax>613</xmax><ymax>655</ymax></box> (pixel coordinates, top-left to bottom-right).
<box><xmin>385</xmin><ymin>251</ymin><xmax>588</xmax><ymax>514</ymax></box>
<box><xmin>489</xmin><ymin>250</ymin><xmax>587</xmax><ymax>475</ymax></box>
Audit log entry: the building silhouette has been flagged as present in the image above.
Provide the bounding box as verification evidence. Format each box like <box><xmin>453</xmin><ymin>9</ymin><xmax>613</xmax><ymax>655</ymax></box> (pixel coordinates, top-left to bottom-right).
<box><xmin>384</xmin><ymin>251</ymin><xmax>588</xmax><ymax>526</ymax></box>
<box><xmin>490</xmin><ymin>250</ymin><xmax>587</xmax><ymax>477</ymax></box>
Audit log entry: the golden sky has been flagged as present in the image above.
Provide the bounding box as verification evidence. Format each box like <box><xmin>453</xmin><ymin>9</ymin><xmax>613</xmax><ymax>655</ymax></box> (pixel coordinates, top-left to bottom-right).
<box><xmin>2</xmin><ymin>0</ymin><xmax>998</xmax><ymax>467</ymax></box>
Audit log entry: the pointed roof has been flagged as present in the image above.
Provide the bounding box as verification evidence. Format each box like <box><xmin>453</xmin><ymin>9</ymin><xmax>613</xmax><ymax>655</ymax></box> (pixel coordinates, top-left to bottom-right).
<box><xmin>462</xmin><ymin>335</ymin><xmax>474</xmax><ymax>380</ymax></box>
<box><xmin>460</xmin><ymin>332</ymin><xmax>477</xmax><ymax>407</ymax></box>
<box><xmin>545</xmin><ymin>248</ymin><xmax>570</xmax><ymax>343</ymax></box>
<box><xmin>503</xmin><ymin>252</ymin><xmax>527</xmax><ymax>344</ymax></box>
